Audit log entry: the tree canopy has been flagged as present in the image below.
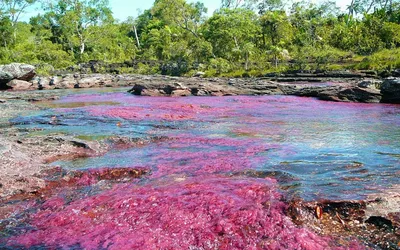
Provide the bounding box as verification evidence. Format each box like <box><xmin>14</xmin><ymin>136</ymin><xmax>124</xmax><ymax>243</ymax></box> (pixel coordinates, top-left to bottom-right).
<box><xmin>0</xmin><ymin>0</ymin><xmax>399</xmax><ymax>76</ymax></box>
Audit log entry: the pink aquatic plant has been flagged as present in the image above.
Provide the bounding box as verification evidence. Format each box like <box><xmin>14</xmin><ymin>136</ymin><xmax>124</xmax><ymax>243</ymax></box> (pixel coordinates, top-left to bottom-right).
<box><xmin>6</xmin><ymin>93</ymin><xmax>396</xmax><ymax>249</ymax></box>
<box><xmin>86</xmin><ymin>102</ymin><xmax>232</xmax><ymax>121</ymax></box>
<box><xmin>7</xmin><ymin>177</ymin><xmax>362</xmax><ymax>250</ymax></box>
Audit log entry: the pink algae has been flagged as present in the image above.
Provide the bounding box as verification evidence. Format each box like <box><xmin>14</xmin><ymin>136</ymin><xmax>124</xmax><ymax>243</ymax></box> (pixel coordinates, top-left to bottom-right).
<box><xmin>7</xmin><ymin>177</ymin><xmax>359</xmax><ymax>250</ymax></box>
<box><xmin>124</xmin><ymin>135</ymin><xmax>275</xmax><ymax>179</ymax></box>
<box><xmin>87</xmin><ymin>102</ymin><xmax>231</xmax><ymax>121</ymax></box>
<box><xmin>5</xmin><ymin>94</ymin><xmax>379</xmax><ymax>249</ymax></box>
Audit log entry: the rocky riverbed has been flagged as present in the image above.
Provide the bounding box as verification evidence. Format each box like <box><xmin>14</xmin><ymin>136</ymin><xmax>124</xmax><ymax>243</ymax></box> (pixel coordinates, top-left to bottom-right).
<box><xmin>0</xmin><ymin>64</ymin><xmax>399</xmax><ymax>249</ymax></box>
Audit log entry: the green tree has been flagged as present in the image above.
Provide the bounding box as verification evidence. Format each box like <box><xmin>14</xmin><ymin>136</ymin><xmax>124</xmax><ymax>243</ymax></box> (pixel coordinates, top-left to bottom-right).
<box><xmin>152</xmin><ymin>0</ymin><xmax>207</xmax><ymax>38</ymax></box>
<box><xmin>41</xmin><ymin>0</ymin><xmax>113</xmax><ymax>58</ymax></box>
<box><xmin>0</xmin><ymin>0</ymin><xmax>37</xmax><ymax>44</ymax></box>
<box><xmin>0</xmin><ymin>16</ymin><xmax>13</xmax><ymax>47</ymax></box>
<box><xmin>204</xmin><ymin>8</ymin><xmax>259</xmax><ymax>62</ymax></box>
<box><xmin>0</xmin><ymin>0</ymin><xmax>37</xmax><ymax>27</ymax></box>
<box><xmin>85</xmin><ymin>23</ymin><xmax>137</xmax><ymax>63</ymax></box>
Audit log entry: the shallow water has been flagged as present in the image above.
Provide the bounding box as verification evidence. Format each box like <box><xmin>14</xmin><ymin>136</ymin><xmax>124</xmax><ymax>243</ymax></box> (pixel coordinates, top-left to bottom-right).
<box><xmin>4</xmin><ymin>89</ymin><xmax>400</xmax><ymax>249</ymax></box>
<box><xmin>12</xmin><ymin>91</ymin><xmax>400</xmax><ymax>200</ymax></box>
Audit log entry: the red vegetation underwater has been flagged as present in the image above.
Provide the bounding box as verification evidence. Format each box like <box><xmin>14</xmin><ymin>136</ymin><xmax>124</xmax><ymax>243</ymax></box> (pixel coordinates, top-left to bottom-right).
<box><xmin>6</xmin><ymin>176</ymin><xmax>364</xmax><ymax>250</ymax></box>
<box><xmin>4</xmin><ymin>93</ymin><xmax>398</xmax><ymax>249</ymax></box>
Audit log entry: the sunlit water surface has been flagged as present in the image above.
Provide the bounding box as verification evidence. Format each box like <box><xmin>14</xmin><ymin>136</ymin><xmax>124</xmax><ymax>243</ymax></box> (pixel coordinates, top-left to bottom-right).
<box><xmin>12</xmin><ymin>90</ymin><xmax>400</xmax><ymax>201</ymax></box>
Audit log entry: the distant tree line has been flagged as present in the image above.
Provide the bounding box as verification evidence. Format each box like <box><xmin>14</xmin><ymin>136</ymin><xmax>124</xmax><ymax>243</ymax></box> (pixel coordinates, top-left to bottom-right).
<box><xmin>0</xmin><ymin>0</ymin><xmax>399</xmax><ymax>76</ymax></box>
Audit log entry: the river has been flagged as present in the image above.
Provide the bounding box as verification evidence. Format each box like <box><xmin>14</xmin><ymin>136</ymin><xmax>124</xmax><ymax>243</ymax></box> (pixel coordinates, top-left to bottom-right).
<box><xmin>2</xmin><ymin>88</ymin><xmax>400</xmax><ymax>249</ymax></box>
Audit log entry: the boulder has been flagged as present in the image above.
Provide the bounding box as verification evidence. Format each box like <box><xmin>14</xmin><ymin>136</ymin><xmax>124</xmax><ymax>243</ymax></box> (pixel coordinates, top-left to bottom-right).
<box><xmin>55</xmin><ymin>75</ymin><xmax>77</xmax><ymax>89</ymax></box>
<box><xmin>286</xmin><ymin>85</ymin><xmax>341</xmax><ymax>99</ymax></box>
<box><xmin>0</xmin><ymin>63</ymin><xmax>35</xmax><ymax>83</ymax></box>
<box><xmin>281</xmin><ymin>84</ymin><xmax>382</xmax><ymax>103</ymax></box>
<box><xmin>0</xmin><ymin>71</ymin><xmax>13</xmax><ymax>85</ymax></box>
<box><xmin>37</xmin><ymin>77</ymin><xmax>51</xmax><ymax>90</ymax></box>
<box><xmin>76</xmin><ymin>77</ymin><xmax>98</xmax><ymax>88</ymax></box>
<box><xmin>129</xmin><ymin>82</ymin><xmax>190</xmax><ymax>96</ymax></box>
<box><xmin>381</xmin><ymin>78</ymin><xmax>400</xmax><ymax>103</ymax></box>
<box><xmin>392</xmin><ymin>69</ymin><xmax>400</xmax><ymax>77</ymax></box>
<box><xmin>337</xmin><ymin>87</ymin><xmax>382</xmax><ymax>103</ymax></box>
<box><xmin>6</xmin><ymin>79</ymin><xmax>33</xmax><ymax>91</ymax></box>
<box><xmin>76</xmin><ymin>75</ymin><xmax>114</xmax><ymax>88</ymax></box>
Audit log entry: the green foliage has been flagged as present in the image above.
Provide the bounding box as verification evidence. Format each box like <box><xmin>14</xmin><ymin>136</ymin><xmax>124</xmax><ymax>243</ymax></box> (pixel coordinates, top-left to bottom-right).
<box><xmin>203</xmin><ymin>8</ymin><xmax>260</xmax><ymax>61</ymax></box>
<box><xmin>0</xmin><ymin>0</ymin><xmax>399</xmax><ymax>76</ymax></box>
<box><xmin>85</xmin><ymin>24</ymin><xmax>137</xmax><ymax>63</ymax></box>
<box><xmin>135</xmin><ymin>63</ymin><xmax>160</xmax><ymax>75</ymax></box>
<box><xmin>353</xmin><ymin>48</ymin><xmax>400</xmax><ymax>70</ymax></box>
<box><xmin>40</xmin><ymin>0</ymin><xmax>114</xmax><ymax>59</ymax></box>
<box><xmin>292</xmin><ymin>45</ymin><xmax>353</xmax><ymax>70</ymax></box>
<box><xmin>0</xmin><ymin>17</ymin><xmax>13</xmax><ymax>47</ymax></box>
<box><xmin>208</xmin><ymin>58</ymin><xmax>232</xmax><ymax>75</ymax></box>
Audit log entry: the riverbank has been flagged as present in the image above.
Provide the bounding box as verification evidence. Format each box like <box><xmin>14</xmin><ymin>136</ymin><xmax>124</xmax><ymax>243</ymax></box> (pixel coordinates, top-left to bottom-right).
<box><xmin>3</xmin><ymin>72</ymin><xmax>400</xmax><ymax>104</ymax></box>
<box><xmin>1</xmin><ymin>63</ymin><xmax>400</xmax><ymax>103</ymax></box>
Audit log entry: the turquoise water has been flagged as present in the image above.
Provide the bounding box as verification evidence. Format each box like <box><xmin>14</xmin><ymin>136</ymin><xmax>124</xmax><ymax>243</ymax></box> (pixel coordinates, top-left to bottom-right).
<box><xmin>11</xmin><ymin>90</ymin><xmax>400</xmax><ymax>201</ymax></box>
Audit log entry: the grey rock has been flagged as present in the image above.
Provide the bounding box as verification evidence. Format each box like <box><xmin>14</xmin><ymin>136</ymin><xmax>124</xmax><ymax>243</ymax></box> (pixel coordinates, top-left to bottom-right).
<box><xmin>381</xmin><ymin>78</ymin><xmax>400</xmax><ymax>103</ymax></box>
<box><xmin>126</xmin><ymin>77</ymin><xmax>381</xmax><ymax>102</ymax></box>
<box><xmin>51</xmin><ymin>76</ymin><xmax>62</xmax><ymax>86</ymax></box>
<box><xmin>0</xmin><ymin>71</ymin><xmax>13</xmax><ymax>84</ymax></box>
<box><xmin>358</xmin><ymin>79</ymin><xmax>382</xmax><ymax>90</ymax></box>
<box><xmin>37</xmin><ymin>77</ymin><xmax>52</xmax><ymax>90</ymax></box>
<box><xmin>55</xmin><ymin>75</ymin><xmax>77</xmax><ymax>89</ymax></box>
<box><xmin>316</xmin><ymin>70</ymin><xmax>366</xmax><ymax>78</ymax></box>
<box><xmin>76</xmin><ymin>75</ymin><xmax>114</xmax><ymax>88</ymax></box>
<box><xmin>0</xmin><ymin>63</ymin><xmax>35</xmax><ymax>82</ymax></box>
<box><xmin>338</xmin><ymin>87</ymin><xmax>382</xmax><ymax>103</ymax></box>
<box><xmin>76</xmin><ymin>77</ymin><xmax>98</xmax><ymax>88</ymax></box>
<box><xmin>129</xmin><ymin>81</ymin><xmax>190</xmax><ymax>96</ymax></box>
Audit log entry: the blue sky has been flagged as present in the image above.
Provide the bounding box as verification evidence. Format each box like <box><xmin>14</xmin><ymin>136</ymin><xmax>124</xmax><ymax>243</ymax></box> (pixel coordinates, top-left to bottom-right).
<box><xmin>22</xmin><ymin>0</ymin><xmax>351</xmax><ymax>22</ymax></box>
